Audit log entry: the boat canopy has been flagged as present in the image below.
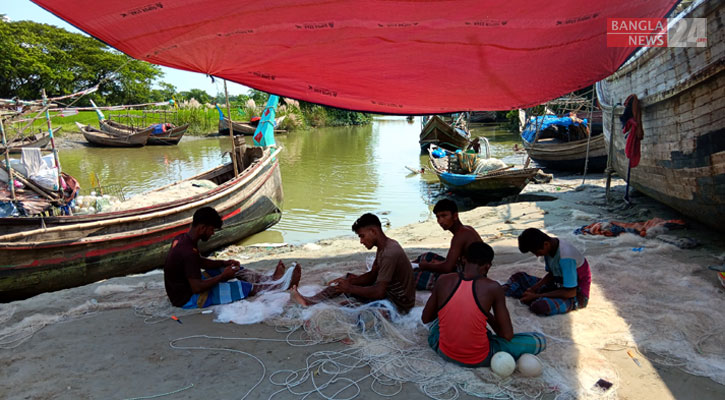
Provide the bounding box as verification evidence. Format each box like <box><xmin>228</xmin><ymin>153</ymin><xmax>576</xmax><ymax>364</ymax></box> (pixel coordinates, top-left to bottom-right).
<box><xmin>32</xmin><ymin>0</ymin><xmax>678</xmax><ymax>113</ymax></box>
<box><xmin>521</xmin><ymin>115</ymin><xmax>589</xmax><ymax>143</ymax></box>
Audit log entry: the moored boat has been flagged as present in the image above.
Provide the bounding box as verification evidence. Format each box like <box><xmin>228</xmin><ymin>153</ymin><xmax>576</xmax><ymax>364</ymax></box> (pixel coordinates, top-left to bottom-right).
<box><xmin>147</xmin><ymin>123</ymin><xmax>189</xmax><ymax>145</ymax></box>
<box><xmin>596</xmin><ymin>0</ymin><xmax>724</xmax><ymax>230</ymax></box>
<box><xmin>100</xmin><ymin>119</ymin><xmax>189</xmax><ymax>145</ymax></box>
<box><xmin>428</xmin><ymin>146</ymin><xmax>539</xmax><ymax>200</ymax></box>
<box><xmin>76</xmin><ymin>122</ymin><xmax>150</xmax><ymax>147</ymax></box>
<box><xmin>99</xmin><ymin>119</ymin><xmax>154</xmax><ymax>137</ymax></box>
<box><xmin>419</xmin><ymin>115</ymin><xmax>471</xmax><ymax>154</ymax></box>
<box><xmin>520</xmin><ymin>114</ymin><xmax>607</xmax><ymax>172</ymax></box>
<box><xmin>0</xmin><ymin>146</ymin><xmax>284</xmax><ymax>302</ymax></box>
<box><xmin>0</xmin><ymin>129</ymin><xmax>59</xmax><ymax>153</ymax></box>
<box><xmin>218</xmin><ymin>117</ymin><xmax>257</xmax><ymax>136</ymax></box>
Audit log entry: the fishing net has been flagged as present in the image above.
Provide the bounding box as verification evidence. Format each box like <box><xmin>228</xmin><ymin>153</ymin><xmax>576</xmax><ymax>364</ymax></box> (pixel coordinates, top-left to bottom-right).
<box><xmin>211</xmin><ymin>232</ymin><xmax>725</xmax><ymax>399</ymax></box>
<box><xmin>0</xmin><ymin>275</ymin><xmax>179</xmax><ymax>350</ymax></box>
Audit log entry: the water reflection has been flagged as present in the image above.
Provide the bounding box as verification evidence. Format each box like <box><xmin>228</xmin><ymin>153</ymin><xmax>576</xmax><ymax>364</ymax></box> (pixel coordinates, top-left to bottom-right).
<box><xmin>58</xmin><ymin>118</ymin><xmax>521</xmax><ymax>245</ymax></box>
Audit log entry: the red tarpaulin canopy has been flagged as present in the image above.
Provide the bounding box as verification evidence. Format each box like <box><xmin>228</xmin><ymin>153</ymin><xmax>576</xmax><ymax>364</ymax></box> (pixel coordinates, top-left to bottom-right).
<box><xmin>32</xmin><ymin>0</ymin><xmax>678</xmax><ymax>113</ymax></box>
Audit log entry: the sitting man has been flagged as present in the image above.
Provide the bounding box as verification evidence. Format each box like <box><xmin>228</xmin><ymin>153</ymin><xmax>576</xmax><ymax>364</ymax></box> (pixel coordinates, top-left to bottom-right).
<box><xmin>291</xmin><ymin>213</ymin><xmax>415</xmax><ymax>314</ymax></box>
<box><xmin>164</xmin><ymin>207</ymin><xmax>301</xmax><ymax>308</ymax></box>
<box><xmin>412</xmin><ymin>198</ymin><xmax>483</xmax><ymax>290</ymax></box>
<box><xmin>504</xmin><ymin>228</ymin><xmax>591</xmax><ymax>316</ymax></box>
<box><xmin>422</xmin><ymin>242</ymin><xmax>546</xmax><ymax>367</ymax></box>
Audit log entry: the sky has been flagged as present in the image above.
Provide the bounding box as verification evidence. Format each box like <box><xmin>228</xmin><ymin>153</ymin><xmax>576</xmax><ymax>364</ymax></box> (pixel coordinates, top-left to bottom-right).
<box><xmin>2</xmin><ymin>0</ymin><xmax>251</xmax><ymax>96</ymax></box>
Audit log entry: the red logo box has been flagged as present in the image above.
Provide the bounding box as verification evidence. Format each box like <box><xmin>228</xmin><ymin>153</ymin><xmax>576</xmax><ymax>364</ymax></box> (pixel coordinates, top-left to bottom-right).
<box><xmin>607</xmin><ymin>18</ymin><xmax>668</xmax><ymax>47</ymax></box>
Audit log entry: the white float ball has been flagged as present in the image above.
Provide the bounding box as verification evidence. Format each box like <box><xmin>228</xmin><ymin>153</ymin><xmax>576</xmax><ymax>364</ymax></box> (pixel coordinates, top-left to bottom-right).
<box><xmin>490</xmin><ymin>352</ymin><xmax>516</xmax><ymax>377</ymax></box>
<box><xmin>516</xmin><ymin>353</ymin><xmax>543</xmax><ymax>377</ymax></box>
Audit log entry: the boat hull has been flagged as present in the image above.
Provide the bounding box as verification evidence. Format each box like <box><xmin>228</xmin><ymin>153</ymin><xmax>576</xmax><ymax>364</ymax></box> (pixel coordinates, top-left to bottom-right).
<box><xmin>147</xmin><ymin>124</ymin><xmax>189</xmax><ymax>145</ymax></box>
<box><xmin>1</xmin><ymin>133</ymin><xmax>53</xmax><ymax>153</ymax></box>
<box><xmin>597</xmin><ymin>0</ymin><xmax>725</xmax><ymax>230</ymax></box>
<box><xmin>420</xmin><ymin>115</ymin><xmax>470</xmax><ymax>154</ymax></box>
<box><xmin>434</xmin><ymin>168</ymin><xmax>539</xmax><ymax>200</ymax></box>
<box><xmin>523</xmin><ymin>134</ymin><xmax>608</xmax><ymax>172</ymax></box>
<box><xmin>0</xmin><ymin>149</ymin><xmax>284</xmax><ymax>302</ymax></box>
<box><xmin>218</xmin><ymin>118</ymin><xmax>256</xmax><ymax>136</ymax></box>
<box><xmin>78</xmin><ymin>123</ymin><xmax>150</xmax><ymax>147</ymax></box>
<box><xmin>101</xmin><ymin>120</ymin><xmax>187</xmax><ymax>145</ymax></box>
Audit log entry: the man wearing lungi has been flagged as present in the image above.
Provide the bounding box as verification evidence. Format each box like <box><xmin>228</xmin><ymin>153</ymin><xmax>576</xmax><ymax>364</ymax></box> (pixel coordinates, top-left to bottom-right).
<box><xmin>504</xmin><ymin>228</ymin><xmax>592</xmax><ymax>316</ymax></box>
<box><xmin>290</xmin><ymin>213</ymin><xmax>416</xmax><ymax>314</ymax></box>
<box><xmin>164</xmin><ymin>207</ymin><xmax>301</xmax><ymax>308</ymax></box>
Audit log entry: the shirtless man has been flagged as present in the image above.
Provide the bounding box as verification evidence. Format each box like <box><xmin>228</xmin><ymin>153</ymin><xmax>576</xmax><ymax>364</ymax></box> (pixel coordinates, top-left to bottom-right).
<box><xmin>412</xmin><ymin>198</ymin><xmax>483</xmax><ymax>290</ymax></box>
<box><xmin>290</xmin><ymin>213</ymin><xmax>415</xmax><ymax>314</ymax></box>
<box><xmin>422</xmin><ymin>242</ymin><xmax>546</xmax><ymax>367</ymax></box>
<box><xmin>164</xmin><ymin>207</ymin><xmax>301</xmax><ymax>309</ymax></box>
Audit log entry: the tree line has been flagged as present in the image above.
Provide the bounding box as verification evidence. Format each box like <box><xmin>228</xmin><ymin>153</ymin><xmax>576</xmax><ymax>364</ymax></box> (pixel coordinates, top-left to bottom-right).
<box><xmin>0</xmin><ymin>17</ymin><xmax>371</xmax><ymax>128</ymax></box>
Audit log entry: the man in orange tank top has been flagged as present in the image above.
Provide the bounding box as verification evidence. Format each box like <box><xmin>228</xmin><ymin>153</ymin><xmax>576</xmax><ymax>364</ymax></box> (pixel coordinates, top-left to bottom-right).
<box><xmin>422</xmin><ymin>242</ymin><xmax>546</xmax><ymax>367</ymax></box>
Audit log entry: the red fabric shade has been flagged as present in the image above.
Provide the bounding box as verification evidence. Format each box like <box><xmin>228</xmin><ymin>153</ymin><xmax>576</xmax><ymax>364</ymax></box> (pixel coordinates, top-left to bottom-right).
<box><xmin>32</xmin><ymin>0</ymin><xmax>678</xmax><ymax>113</ymax></box>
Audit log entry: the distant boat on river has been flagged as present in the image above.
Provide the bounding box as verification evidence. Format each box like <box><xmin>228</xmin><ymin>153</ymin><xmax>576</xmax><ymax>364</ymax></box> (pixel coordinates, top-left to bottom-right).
<box><xmin>101</xmin><ymin>119</ymin><xmax>188</xmax><ymax>146</ymax></box>
<box><xmin>419</xmin><ymin>115</ymin><xmax>471</xmax><ymax>154</ymax></box>
<box><xmin>76</xmin><ymin>122</ymin><xmax>151</xmax><ymax>147</ymax></box>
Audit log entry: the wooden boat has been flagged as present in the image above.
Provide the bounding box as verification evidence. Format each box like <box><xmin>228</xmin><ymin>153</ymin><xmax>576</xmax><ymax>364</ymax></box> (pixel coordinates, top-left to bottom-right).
<box><xmin>596</xmin><ymin>0</ymin><xmax>724</xmax><ymax>230</ymax></box>
<box><xmin>99</xmin><ymin>120</ymin><xmax>154</xmax><ymax>137</ymax></box>
<box><xmin>469</xmin><ymin>111</ymin><xmax>498</xmax><ymax>123</ymax></box>
<box><xmin>76</xmin><ymin>122</ymin><xmax>150</xmax><ymax>147</ymax></box>
<box><xmin>419</xmin><ymin>115</ymin><xmax>471</xmax><ymax>154</ymax></box>
<box><xmin>0</xmin><ymin>129</ymin><xmax>59</xmax><ymax>153</ymax></box>
<box><xmin>147</xmin><ymin>123</ymin><xmax>189</xmax><ymax>145</ymax></box>
<box><xmin>0</xmin><ymin>146</ymin><xmax>284</xmax><ymax>301</ymax></box>
<box><xmin>218</xmin><ymin>117</ymin><xmax>257</xmax><ymax>136</ymax></box>
<box><xmin>218</xmin><ymin>117</ymin><xmax>287</xmax><ymax>136</ymax></box>
<box><xmin>521</xmin><ymin>132</ymin><xmax>608</xmax><ymax>172</ymax></box>
<box><xmin>100</xmin><ymin>119</ymin><xmax>188</xmax><ymax>145</ymax></box>
<box><xmin>428</xmin><ymin>148</ymin><xmax>539</xmax><ymax>200</ymax></box>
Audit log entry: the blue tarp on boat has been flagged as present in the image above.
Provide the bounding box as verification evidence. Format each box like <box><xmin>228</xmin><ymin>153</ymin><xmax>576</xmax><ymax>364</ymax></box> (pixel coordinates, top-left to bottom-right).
<box><xmin>440</xmin><ymin>172</ymin><xmax>477</xmax><ymax>186</ymax></box>
<box><xmin>521</xmin><ymin>115</ymin><xmax>588</xmax><ymax>143</ymax></box>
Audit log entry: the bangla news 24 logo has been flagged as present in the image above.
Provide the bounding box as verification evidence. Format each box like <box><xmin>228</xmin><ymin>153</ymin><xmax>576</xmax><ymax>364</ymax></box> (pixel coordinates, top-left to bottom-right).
<box><xmin>607</xmin><ymin>18</ymin><xmax>707</xmax><ymax>47</ymax></box>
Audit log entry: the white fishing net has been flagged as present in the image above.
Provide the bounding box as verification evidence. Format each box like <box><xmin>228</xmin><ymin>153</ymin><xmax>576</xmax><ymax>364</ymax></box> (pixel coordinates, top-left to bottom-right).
<box><xmin>210</xmin><ymin>240</ymin><xmax>725</xmax><ymax>399</ymax></box>
<box><xmin>2</xmin><ymin>234</ymin><xmax>722</xmax><ymax>399</ymax></box>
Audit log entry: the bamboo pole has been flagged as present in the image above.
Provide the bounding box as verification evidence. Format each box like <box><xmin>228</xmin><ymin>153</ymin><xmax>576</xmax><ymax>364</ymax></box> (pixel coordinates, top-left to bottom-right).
<box><xmin>0</xmin><ymin>118</ymin><xmax>17</xmax><ymax>202</ymax></box>
<box><xmin>581</xmin><ymin>90</ymin><xmax>596</xmax><ymax>185</ymax></box>
<box><xmin>224</xmin><ymin>80</ymin><xmax>239</xmax><ymax>177</ymax></box>
<box><xmin>41</xmin><ymin>90</ymin><xmax>64</xmax><ymax>193</ymax></box>
<box><xmin>15</xmin><ymin>104</ymin><xmax>51</xmax><ymax>137</ymax></box>
<box><xmin>604</xmin><ymin>100</ymin><xmax>618</xmax><ymax>202</ymax></box>
<box><xmin>523</xmin><ymin>105</ymin><xmax>546</xmax><ymax>169</ymax></box>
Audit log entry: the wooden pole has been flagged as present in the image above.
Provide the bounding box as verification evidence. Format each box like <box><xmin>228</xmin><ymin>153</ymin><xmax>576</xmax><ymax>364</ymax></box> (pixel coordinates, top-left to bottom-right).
<box><xmin>224</xmin><ymin>80</ymin><xmax>239</xmax><ymax>177</ymax></box>
<box><xmin>581</xmin><ymin>89</ymin><xmax>596</xmax><ymax>185</ymax></box>
<box><xmin>41</xmin><ymin>90</ymin><xmax>64</xmax><ymax>193</ymax></box>
<box><xmin>523</xmin><ymin>105</ymin><xmax>545</xmax><ymax>169</ymax></box>
<box><xmin>0</xmin><ymin>118</ymin><xmax>17</xmax><ymax>202</ymax></box>
<box><xmin>604</xmin><ymin>100</ymin><xmax>618</xmax><ymax>202</ymax></box>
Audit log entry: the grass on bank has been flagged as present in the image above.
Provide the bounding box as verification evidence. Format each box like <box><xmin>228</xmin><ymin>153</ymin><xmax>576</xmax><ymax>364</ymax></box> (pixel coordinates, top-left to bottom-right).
<box><xmin>4</xmin><ymin>103</ymin><xmax>372</xmax><ymax>139</ymax></box>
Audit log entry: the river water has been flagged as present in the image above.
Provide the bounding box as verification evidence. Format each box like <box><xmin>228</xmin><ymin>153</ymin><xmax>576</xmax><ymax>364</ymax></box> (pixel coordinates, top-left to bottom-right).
<box><xmin>59</xmin><ymin>117</ymin><xmax>522</xmax><ymax>245</ymax></box>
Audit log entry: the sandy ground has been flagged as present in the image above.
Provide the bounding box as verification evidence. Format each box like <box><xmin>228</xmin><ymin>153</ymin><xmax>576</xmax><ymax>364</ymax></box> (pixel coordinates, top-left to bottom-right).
<box><xmin>1</xmin><ymin>173</ymin><xmax>724</xmax><ymax>400</ymax></box>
